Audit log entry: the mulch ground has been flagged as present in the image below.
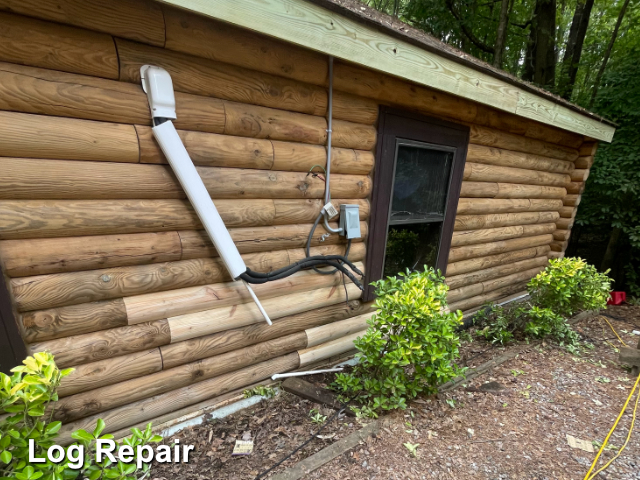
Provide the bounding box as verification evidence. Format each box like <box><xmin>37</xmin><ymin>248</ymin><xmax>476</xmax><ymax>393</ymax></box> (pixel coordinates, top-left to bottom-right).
<box><xmin>151</xmin><ymin>304</ymin><xmax>640</xmax><ymax>480</ymax></box>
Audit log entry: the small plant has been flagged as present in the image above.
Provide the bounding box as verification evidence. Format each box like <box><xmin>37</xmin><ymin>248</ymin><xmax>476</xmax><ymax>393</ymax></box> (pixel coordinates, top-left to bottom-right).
<box><xmin>511</xmin><ymin>369</ymin><xmax>527</xmax><ymax>377</ymax></box>
<box><xmin>308</xmin><ymin>409</ymin><xmax>327</xmax><ymax>425</ymax></box>
<box><xmin>445</xmin><ymin>398</ymin><xmax>457</xmax><ymax>409</ymax></box>
<box><xmin>403</xmin><ymin>442</ymin><xmax>420</xmax><ymax>457</ymax></box>
<box><xmin>332</xmin><ymin>267</ymin><xmax>464</xmax><ymax>416</ymax></box>
<box><xmin>243</xmin><ymin>385</ymin><xmax>277</xmax><ymax>399</ymax></box>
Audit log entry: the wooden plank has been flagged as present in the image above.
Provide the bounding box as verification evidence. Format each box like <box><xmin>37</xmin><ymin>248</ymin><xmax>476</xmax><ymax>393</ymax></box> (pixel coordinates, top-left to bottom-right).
<box><xmin>270</xmin><ymin>140</ymin><xmax>374</xmax><ymax>175</ymax></box>
<box><xmin>451</xmin><ymin>224</ymin><xmax>556</xmax><ymax>247</ymax></box>
<box><xmin>281</xmin><ymin>378</ymin><xmax>354</xmax><ymax>415</ymax></box>
<box><xmin>463</xmin><ymin>163</ymin><xmax>570</xmax><ymax>187</ymax></box>
<box><xmin>0</xmin><ymin>11</ymin><xmax>118</xmax><ymax>79</ymax></box>
<box><xmin>466</xmin><ymin>144</ymin><xmax>574</xmax><ymax>173</ymax></box>
<box><xmin>556</xmin><ymin>218</ymin><xmax>574</xmax><ymax>230</ymax></box>
<box><xmin>446</xmin><ymin>256</ymin><xmax>548</xmax><ymax>290</ymax></box>
<box><xmin>0</xmin><ymin>111</ymin><xmax>139</xmax><ymax>163</ymax></box>
<box><xmin>446</xmin><ymin>245</ymin><xmax>550</xmax><ymax>276</ymax></box>
<box><xmin>456</xmin><ymin>198</ymin><xmax>563</xmax><ymax>215</ymax></box>
<box><xmin>155</xmin><ymin>0</ymin><xmax>617</xmax><ymax>140</ymax></box>
<box><xmin>460</xmin><ymin>182</ymin><xmax>566</xmax><ymax>199</ymax></box>
<box><xmin>305</xmin><ymin>313</ymin><xmax>372</xmax><ymax>348</ymax></box>
<box><xmin>454</xmin><ymin>212</ymin><xmax>559</xmax><ymax>231</ymax></box>
<box><xmin>0</xmin><ymin>0</ymin><xmax>166</xmax><ymax>45</ymax></box>
<box><xmin>56</xmin><ymin>354</ymin><xmax>299</xmax><ymax>444</ymax></box>
<box><xmin>160</xmin><ymin>299</ymin><xmax>373</xmax><ymax>369</ymax></box>
<box><xmin>553</xmin><ymin>229</ymin><xmax>572</xmax><ymax>242</ymax></box>
<box><xmin>564</xmin><ymin>195</ymin><xmax>581</xmax><ymax>207</ymax></box>
<box><xmin>447</xmin><ymin>234</ymin><xmax>553</xmax><ymax>263</ymax></box>
<box><xmin>298</xmin><ymin>330</ymin><xmax>362</xmax><ymax>366</ymax></box>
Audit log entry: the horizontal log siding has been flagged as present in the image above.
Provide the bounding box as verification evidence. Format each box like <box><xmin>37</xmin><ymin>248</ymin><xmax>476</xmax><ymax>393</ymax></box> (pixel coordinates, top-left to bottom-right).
<box><xmin>0</xmin><ymin>1</ymin><xmax>590</xmax><ymax>436</ymax></box>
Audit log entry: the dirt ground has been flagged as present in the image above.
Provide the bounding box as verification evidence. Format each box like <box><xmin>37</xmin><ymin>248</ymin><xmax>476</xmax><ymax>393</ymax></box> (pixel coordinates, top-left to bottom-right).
<box><xmin>151</xmin><ymin>304</ymin><xmax>640</xmax><ymax>480</ymax></box>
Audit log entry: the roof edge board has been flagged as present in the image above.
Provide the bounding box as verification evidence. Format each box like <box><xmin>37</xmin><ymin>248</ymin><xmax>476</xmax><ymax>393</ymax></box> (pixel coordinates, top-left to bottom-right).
<box><xmin>156</xmin><ymin>0</ymin><xmax>615</xmax><ymax>142</ymax></box>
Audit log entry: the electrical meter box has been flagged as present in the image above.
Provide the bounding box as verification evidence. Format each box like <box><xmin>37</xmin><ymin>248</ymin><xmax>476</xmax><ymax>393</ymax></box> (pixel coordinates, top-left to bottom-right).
<box><xmin>339</xmin><ymin>204</ymin><xmax>361</xmax><ymax>239</ymax></box>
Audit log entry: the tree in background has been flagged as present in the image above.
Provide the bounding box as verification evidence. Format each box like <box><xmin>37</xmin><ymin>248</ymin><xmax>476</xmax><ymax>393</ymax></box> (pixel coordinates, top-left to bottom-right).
<box><xmin>557</xmin><ymin>0</ymin><xmax>595</xmax><ymax>99</ymax></box>
<box><xmin>522</xmin><ymin>0</ymin><xmax>557</xmax><ymax>87</ymax></box>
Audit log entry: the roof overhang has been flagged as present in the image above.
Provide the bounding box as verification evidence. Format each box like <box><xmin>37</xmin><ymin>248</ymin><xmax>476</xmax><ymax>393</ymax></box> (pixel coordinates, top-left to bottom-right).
<box><xmin>156</xmin><ymin>0</ymin><xmax>616</xmax><ymax>142</ymax></box>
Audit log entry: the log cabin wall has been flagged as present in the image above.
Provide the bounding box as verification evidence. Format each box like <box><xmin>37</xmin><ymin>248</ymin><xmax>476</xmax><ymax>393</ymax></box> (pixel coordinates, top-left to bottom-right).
<box><xmin>0</xmin><ymin>0</ymin><xmax>594</xmax><ymax>438</ymax></box>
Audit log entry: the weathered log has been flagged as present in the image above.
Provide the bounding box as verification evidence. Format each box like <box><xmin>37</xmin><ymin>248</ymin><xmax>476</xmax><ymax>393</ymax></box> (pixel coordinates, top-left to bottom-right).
<box><xmin>29</xmin><ymin>320</ymin><xmax>171</xmax><ymax>368</ymax></box>
<box><xmin>305</xmin><ymin>313</ymin><xmax>373</xmax><ymax>348</ymax></box>
<box><xmin>579</xmin><ymin>142</ymin><xmax>598</xmax><ymax>157</ymax></box>
<box><xmin>451</xmin><ymin>223</ymin><xmax>556</xmax><ymax>247</ymax></box>
<box><xmin>0</xmin><ymin>111</ymin><xmax>139</xmax><ymax>163</ymax></box>
<box><xmin>563</xmin><ymin>195</ymin><xmax>581</xmax><ymax>207</ymax></box>
<box><xmin>298</xmin><ymin>331</ymin><xmax>362</xmax><ymax>367</ymax></box>
<box><xmin>565</xmin><ymin>182</ymin><xmax>585</xmax><ymax>194</ymax></box>
<box><xmin>463</xmin><ymin>163</ymin><xmax>570</xmax><ymax>187</ymax></box>
<box><xmin>446</xmin><ymin>256</ymin><xmax>548</xmax><ymax>290</ymax></box>
<box><xmin>167</xmin><ymin>283</ymin><xmax>362</xmax><ymax>343</ymax></box>
<box><xmin>466</xmin><ymin>144</ymin><xmax>574</xmax><ymax>173</ymax></box>
<box><xmin>21</xmin><ymin>299</ymin><xmax>128</xmax><ymax>343</ymax></box>
<box><xmin>446</xmin><ymin>245</ymin><xmax>550</xmax><ymax>276</ymax></box>
<box><xmin>550</xmin><ymin>240</ymin><xmax>569</xmax><ymax>252</ymax></box>
<box><xmin>447</xmin><ymin>235</ymin><xmax>553</xmax><ymax>263</ymax></box>
<box><xmin>454</xmin><ymin>211</ymin><xmax>559</xmax><ymax>231</ymax></box>
<box><xmin>548</xmin><ymin>251</ymin><xmax>565</xmax><ymax>259</ymax></box>
<box><xmin>270</xmin><ymin>140</ymin><xmax>374</xmax><ymax>175</ymax></box>
<box><xmin>558</xmin><ymin>206</ymin><xmax>577</xmax><ymax>219</ymax></box>
<box><xmin>553</xmin><ymin>230</ymin><xmax>572</xmax><ymax>241</ymax></box>
<box><xmin>574</xmin><ymin>156</ymin><xmax>594</xmax><ymax>169</ymax></box>
<box><xmin>0</xmin><ymin>11</ymin><xmax>118</xmax><ymax>79</ymax></box>
<box><xmin>448</xmin><ymin>283</ymin><xmax>528</xmax><ymax>312</ymax></box>
<box><xmin>52</xmin><ymin>334</ymin><xmax>307</xmax><ymax>423</ymax></box>
<box><xmin>556</xmin><ymin>218</ymin><xmax>574</xmax><ymax>230</ymax></box>
<box><xmin>570</xmin><ymin>169</ymin><xmax>590</xmax><ymax>182</ymax></box>
<box><xmin>57</xmin><ymin>354</ymin><xmax>299</xmax><ymax>444</ymax></box>
<box><xmin>0</xmin><ymin>0</ymin><xmax>165</xmax><ymax>45</ymax></box>
<box><xmin>460</xmin><ymin>182</ymin><xmax>566</xmax><ymax>199</ymax></box>
<box><xmin>456</xmin><ymin>198</ymin><xmax>563</xmax><ymax>215</ymax></box>
<box><xmin>57</xmin><ymin>348</ymin><xmax>163</xmax><ymax>398</ymax></box>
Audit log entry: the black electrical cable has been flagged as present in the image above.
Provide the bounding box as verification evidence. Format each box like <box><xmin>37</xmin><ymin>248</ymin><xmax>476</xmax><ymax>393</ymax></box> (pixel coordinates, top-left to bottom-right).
<box><xmin>241</xmin><ymin>260</ymin><xmax>363</xmax><ymax>290</ymax></box>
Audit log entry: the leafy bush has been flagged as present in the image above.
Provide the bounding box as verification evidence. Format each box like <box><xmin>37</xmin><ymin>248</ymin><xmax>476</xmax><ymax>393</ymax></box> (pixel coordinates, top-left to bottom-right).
<box><xmin>0</xmin><ymin>352</ymin><xmax>162</xmax><ymax>480</ymax></box>
<box><xmin>333</xmin><ymin>267</ymin><xmax>463</xmax><ymax>416</ymax></box>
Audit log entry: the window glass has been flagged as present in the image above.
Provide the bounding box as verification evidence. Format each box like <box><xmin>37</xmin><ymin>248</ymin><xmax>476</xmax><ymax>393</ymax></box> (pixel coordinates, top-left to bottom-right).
<box><xmin>383</xmin><ymin>223</ymin><xmax>442</xmax><ymax>278</ymax></box>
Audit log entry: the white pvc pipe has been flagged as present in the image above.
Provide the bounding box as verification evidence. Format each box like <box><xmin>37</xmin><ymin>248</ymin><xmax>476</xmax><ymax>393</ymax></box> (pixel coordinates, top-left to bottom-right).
<box><xmin>271</xmin><ymin>367</ymin><xmax>343</xmax><ymax>380</ymax></box>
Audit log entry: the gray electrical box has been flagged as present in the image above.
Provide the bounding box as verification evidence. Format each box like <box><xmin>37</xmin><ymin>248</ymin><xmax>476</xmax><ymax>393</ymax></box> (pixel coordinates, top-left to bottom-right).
<box><xmin>339</xmin><ymin>204</ymin><xmax>361</xmax><ymax>239</ymax></box>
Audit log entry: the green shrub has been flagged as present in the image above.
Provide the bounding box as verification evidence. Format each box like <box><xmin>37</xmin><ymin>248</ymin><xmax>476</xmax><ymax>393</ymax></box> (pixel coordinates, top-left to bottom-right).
<box><xmin>333</xmin><ymin>267</ymin><xmax>463</xmax><ymax>416</ymax></box>
<box><xmin>0</xmin><ymin>352</ymin><xmax>162</xmax><ymax>480</ymax></box>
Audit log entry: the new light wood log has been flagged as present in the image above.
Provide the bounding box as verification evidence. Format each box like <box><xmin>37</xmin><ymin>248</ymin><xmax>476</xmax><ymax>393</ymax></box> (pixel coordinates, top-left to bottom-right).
<box><xmin>460</xmin><ymin>182</ymin><xmax>566</xmax><ymax>199</ymax></box>
<box><xmin>558</xmin><ymin>206</ymin><xmax>577</xmax><ymax>218</ymax></box>
<box><xmin>29</xmin><ymin>320</ymin><xmax>171</xmax><ymax>368</ymax></box>
<box><xmin>0</xmin><ymin>0</ymin><xmax>165</xmax><ymax>45</ymax></box>
<box><xmin>469</xmin><ymin>126</ymin><xmax>579</xmax><ymax>161</ymax></box>
<box><xmin>167</xmin><ymin>283</ymin><xmax>361</xmax><ymax>343</ymax></box>
<box><xmin>298</xmin><ymin>331</ymin><xmax>363</xmax><ymax>367</ymax></box>
<box><xmin>305</xmin><ymin>312</ymin><xmax>373</xmax><ymax>348</ymax></box>
<box><xmin>124</xmin><ymin>262</ymin><xmax>363</xmax><ymax>325</ymax></box>
<box><xmin>553</xmin><ymin>230</ymin><xmax>572</xmax><ymax>241</ymax></box>
<box><xmin>463</xmin><ymin>163</ymin><xmax>570</xmax><ymax>187</ymax></box>
<box><xmin>574</xmin><ymin>156</ymin><xmax>594</xmax><ymax>169</ymax></box>
<box><xmin>53</xmin><ymin>334</ymin><xmax>307</xmax><ymax>423</ymax></box>
<box><xmin>465</xmin><ymin>144</ymin><xmax>574</xmax><ymax>173</ymax></box>
<box><xmin>456</xmin><ymin>198</ymin><xmax>563</xmax><ymax>215</ymax></box>
<box><xmin>566</xmin><ymin>182</ymin><xmax>585</xmax><ymax>194</ymax></box>
<box><xmin>0</xmin><ymin>111</ymin><xmax>139</xmax><ymax>164</ymax></box>
<box><xmin>270</xmin><ymin>141</ymin><xmax>375</xmax><ymax>175</ymax></box>
<box><xmin>448</xmin><ymin>283</ymin><xmax>528</xmax><ymax>312</ymax></box>
<box><xmin>563</xmin><ymin>195</ymin><xmax>581</xmax><ymax>207</ymax></box>
<box><xmin>0</xmin><ymin>11</ymin><xmax>118</xmax><ymax>79</ymax></box>
<box><xmin>556</xmin><ymin>218</ymin><xmax>574</xmax><ymax>230</ymax></box>
<box><xmin>57</xmin><ymin>354</ymin><xmax>299</xmax><ymax>444</ymax></box>
<box><xmin>451</xmin><ymin>224</ymin><xmax>556</xmax><ymax>247</ymax></box>
<box><xmin>447</xmin><ymin>234</ymin><xmax>553</xmax><ymax>263</ymax></box>
<box><xmin>570</xmin><ymin>169</ymin><xmax>590</xmax><ymax>182</ymax></box>
<box><xmin>454</xmin><ymin>212</ymin><xmax>559</xmax><ymax>231</ymax></box>
<box><xmin>446</xmin><ymin>256</ymin><xmax>548</xmax><ymax>290</ymax></box>
<box><xmin>57</xmin><ymin>348</ymin><xmax>163</xmax><ymax>398</ymax></box>
<box><xmin>21</xmin><ymin>299</ymin><xmax>128</xmax><ymax>343</ymax></box>
<box><xmin>446</xmin><ymin>245</ymin><xmax>550</xmax><ymax>276</ymax></box>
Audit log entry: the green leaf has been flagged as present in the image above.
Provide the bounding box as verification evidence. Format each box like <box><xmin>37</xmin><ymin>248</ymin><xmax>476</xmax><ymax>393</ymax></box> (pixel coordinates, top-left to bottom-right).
<box><xmin>0</xmin><ymin>450</ymin><xmax>12</xmax><ymax>464</ymax></box>
<box><xmin>70</xmin><ymin>430</ymin><xmax>93</xmax><ymax>442</ymax></box>
<box><xmin>93</xmin><ymin>419</ymin><xmax>106</xmax><ymax>438</ymax></box>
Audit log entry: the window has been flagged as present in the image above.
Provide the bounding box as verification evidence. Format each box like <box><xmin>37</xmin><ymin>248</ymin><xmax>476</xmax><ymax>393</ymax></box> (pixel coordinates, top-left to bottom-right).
<box><xmin>364</xmin><ymin>108</ymin><xmax>469</xmax><ymax>301</ymax></box>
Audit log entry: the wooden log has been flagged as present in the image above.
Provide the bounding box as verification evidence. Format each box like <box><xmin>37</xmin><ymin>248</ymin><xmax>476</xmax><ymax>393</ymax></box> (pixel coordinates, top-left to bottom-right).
<box><xmin>447</xmin><ymin>234</ymin><xmax>553</xmax><ymax>263</ymax></box>
<box><xmin>563</xmin><ymin>195</ymin><xmax>581</xmax><ymax>207</ymax></box>
<box><xmin>57</xmin><ymin>354</ymin><xmax>299</xmax><ymax>444</ymax></box>
<box><xmin>29</xmin><ymin>319</ymin><xmax>171</xmax><ymax>368</ymax></box>
<box><xmin>446</xmin><ymin>256</ymin><xmax>548</xmax><ymax>290</ymax></box>
<box><xmin>566</xmin><ymin>182</ymin><xmax>585</xmax><ymax>194</ymax></box>
<box><xmin>456</xmin><ymin>198</ymin><xmax>563</xmax><ymax>215</ymax></box>
<box><xmin>448</xmin><ymin>283</ymin><xmax>528</xmax><ymax>312</ymax></box>
<box><xmin>570</xmin><ymin>169</ymin><xmax>590</xmax><ymax>182</ymax></box>
<box><xmin>161</xmin><ymin>299</ymin><xmax>372</xmax><ymax>369</ymax></box>
<box><xmin>0</xmin><ymin>0</ymin><xmax>166</xmax><ymax>46</ymax></box>
<box><xmin>558</xmin><ymin>206</ymin><xmax>577</xmax><ymax>219</ymax></box>
<box><xmin>124</xmin><ymin>262</ymin><xmax>363</xmax><ymax>325</ymax></box>
<box><xmin>167</xmin><ymin>283</ymin><xmax>362</xmax><ymax>343</ymax></box>
<box><xmin>451</xmin><ymin>223</ymin><xmax>556</xmax><ymax>247</ymax></box>
<box><xmin>550</xmin><ymin>241</ymin><xmax>569</xmax><ymax>252</ymax></box>
<box><xmin>0</xmin><ymin>111</ymin><xmax>140</xmax><ymax>163</ymax></box>
<box><xmin>466</xmin><ymin>144</ymin><xmax>574</xmax><ymax>173</ymax></box>
<box><xmin>281</xmin><ymin>378</ymin><xmax>352</xmax><ymax>415</ymax></box>
<box><xmin>270</xmin><ymin>141</ymin><xmax>375</xmax><ymax>175</ymax></box>
<box><xmin>548</xmin><ymin>251</ymin><xmax>565</xmax><ymax>259</ymax></box>
<box><xmin>0</xmin><ymin>11</ymin><xmax>118</xmax><ymax>79</ymax></box>
<box><xmin>332</xmin><ymin>120</ymin><xmax>377</xmax><ymax>151</ymax></box>
<box><xmin>272</xmin><ymin>199</ymin><xmax>369</xmax><ymax>226</ymax></box>
<box><xmin>117</xmin><ymin>38</ymin><xmax>327</xmax><ymax>117</ymax></box>
<box><xmin>1</xmin><ymin>231</ymin><xmax>182</xmax><ymax>277</ymax></box>
<box><xmin>21</xmin><ymin>299</ymin><xmax>128</xmax><ymax>343</ymax></box>
<box><xmin>298</xmin><ymin>331</ymin><xmax>362</xmax><ymax>367</ymax></box>
<box><xmin>460</xmin><ymin>182</ymin><xmax>566</xmax><ymax>199</ymax></box>
<box><xmin>556</xmin><ymin>218</ymin><xmax>574</xmax><ymax>230</ymax></box>
<box><xmin>574</xmin><ymin>156</ymin><xmax>594</xmax><ymax>169</ymax></box>
<box><xmin>553</xmin><ymin>230</ymin><xmax>572</xmax><ymax>241</ymax></box>
<box><xmin>58</xmin><ymin>349</ymin><xmax>162</xmax><ymax>398</ymax></box>
<box><xmin>446</xmin><ymin>245</ymin><xmax>550</xmax><ymax>276</ymax></box>
<box><xmin>463</xmin><ymin>163</ymin><xmax>570</xmax><ymax>187</ymax></box>
<box><xmin>454</xmin><ymin>211</ymin><xmax>559</xmax><ymax>231</ymax></box>
<box><xmin>52</xmin><ymin>334</ymin><xmax>307</xmax><ymax>423</ymax></box>
<box><xmin>305</xmin><ymin>313</ymin><xmax>373</xmax><ymax>348</ymax></box>
<box><xmin>579</xmin><ymin>142</ymin><xmax>598</xmax><ymax>157</ymax></box>
<box><xmin>469</xmin><ymin>126</ymin><xmax>579</xmax><ymax>161</ymax></box>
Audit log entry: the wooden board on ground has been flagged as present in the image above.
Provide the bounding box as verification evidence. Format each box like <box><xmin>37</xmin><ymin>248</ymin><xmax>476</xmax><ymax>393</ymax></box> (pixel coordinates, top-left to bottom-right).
<box><xmin>281</xmin><ymin>377</ymin><xmax>355</xmax><ymax>416</ymax></box>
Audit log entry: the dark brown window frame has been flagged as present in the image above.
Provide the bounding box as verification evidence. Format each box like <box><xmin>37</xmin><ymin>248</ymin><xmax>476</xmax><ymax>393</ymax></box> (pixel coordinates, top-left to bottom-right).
<box><xmin>0</xmin><ymin>272</ymin><xmax>26</xmax><ymax>373</ymax></box>
<box><xmin>363</xmin><ymin>107</ymin><xmax>469</xmax><ymax>301</ymax></box>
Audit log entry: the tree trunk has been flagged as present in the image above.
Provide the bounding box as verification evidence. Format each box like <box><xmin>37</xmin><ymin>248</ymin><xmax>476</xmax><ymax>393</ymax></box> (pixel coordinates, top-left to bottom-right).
<box><xmin>557</xmin><ymin>0</ymin><xmax>595</xmax><ymax>100</ymax></box>
<box><xmin>589</xmin><ymin>0</ymin><xmax>631</xmax><ymax>107</ymax></box>
<box><xmin>601</xmin><ymin>227</ymin><xmax>622</xmax><ymax>272</ymax></box>
<box><xmin>522</xmin><ymin>0</ymin><xmax>557</xmax><ymax>88</ymax></box>
<box><xmin>493</xmin><ymin>0</ymin><xmax>511</xmax><ymax>68</ymax></box>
